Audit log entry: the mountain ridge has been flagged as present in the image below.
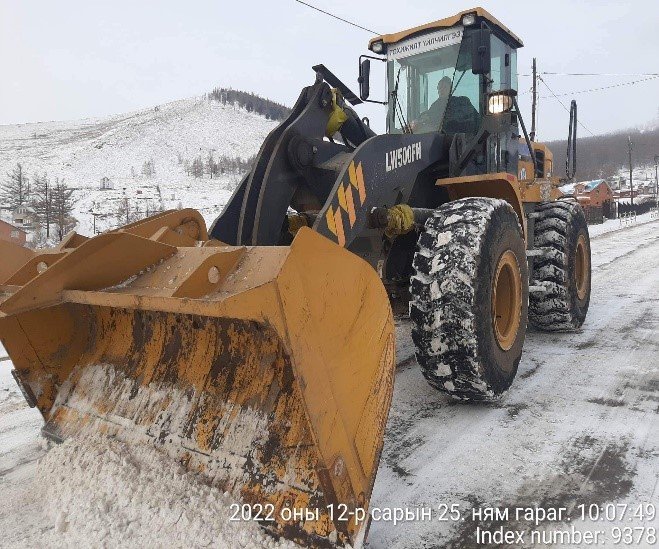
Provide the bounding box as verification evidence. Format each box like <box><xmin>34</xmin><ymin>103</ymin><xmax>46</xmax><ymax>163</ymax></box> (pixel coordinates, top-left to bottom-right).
<box><xmin>546</xmin><ymin>125</ymin><xmax>659</xmax><ymax>182</ymax></box>
<box><xmin>0</xmin><ymin>94</ymin><xmax>279</xmax><ymax>239</ymax></box>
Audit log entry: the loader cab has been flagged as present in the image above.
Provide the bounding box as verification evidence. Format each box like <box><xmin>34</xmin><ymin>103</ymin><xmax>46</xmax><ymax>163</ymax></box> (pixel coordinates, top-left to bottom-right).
<box><xmin>363</xmin><ymin>8</ymin><xmax>523</xmax><ymax>176</ymax></box>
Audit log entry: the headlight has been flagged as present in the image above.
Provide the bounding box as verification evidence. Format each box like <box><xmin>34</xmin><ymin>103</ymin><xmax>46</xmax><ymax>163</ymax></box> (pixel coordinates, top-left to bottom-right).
<box><xmin>371</xmin><ymin>40</ymin><xmax>384</xmax><ymax>54</ymax></box>
<box><xmin>488</xmin><ymin>93</ymin><xmax>514</xmax><ymax>114</ymax></box>
<box><xmin>461</xmin><ymin>13</ymin><xmax>477</xmax><ymax>26</ymax></box>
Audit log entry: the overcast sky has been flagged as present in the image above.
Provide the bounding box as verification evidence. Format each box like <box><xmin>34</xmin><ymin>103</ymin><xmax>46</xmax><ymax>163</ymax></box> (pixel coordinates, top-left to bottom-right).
<box><xmin>1</xmin><ymin>0</ymin><xmax>658</xmax><ymax>140</ymax></box>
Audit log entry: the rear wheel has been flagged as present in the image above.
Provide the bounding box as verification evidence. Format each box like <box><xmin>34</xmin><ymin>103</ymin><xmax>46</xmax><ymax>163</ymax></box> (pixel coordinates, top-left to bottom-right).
<box><xmin>529</xmin><ymin>200</ymin><xmax>591</xmax><ymax>331</ymax></box>
<box><xmin>410</xmin><ymin>198</ymin><xmax>529</xmax><ymax>400</ymax></box>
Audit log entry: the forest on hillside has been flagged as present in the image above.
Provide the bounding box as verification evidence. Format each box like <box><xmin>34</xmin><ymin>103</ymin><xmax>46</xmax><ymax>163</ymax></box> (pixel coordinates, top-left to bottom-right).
<box><xmin>546</xmin><ymin>126</ymin><xmax>659</xmax><ymax>182</ymax></box>
<box><xmin>207</xmin><ymin>88</ymin><xmax>291</xmax><ymax>121</ymax></box>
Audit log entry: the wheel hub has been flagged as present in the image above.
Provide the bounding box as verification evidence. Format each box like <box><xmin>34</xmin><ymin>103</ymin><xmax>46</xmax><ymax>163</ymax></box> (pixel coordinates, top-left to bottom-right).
<box><xmin>575</xmin><ymin>234</ymin><xmax>589</xmax><ymax>300</ymax></box>
<box><xmin>492</xmin><ymin>250</ymin><xmax>522</xmax><ymax>351</ymax></box>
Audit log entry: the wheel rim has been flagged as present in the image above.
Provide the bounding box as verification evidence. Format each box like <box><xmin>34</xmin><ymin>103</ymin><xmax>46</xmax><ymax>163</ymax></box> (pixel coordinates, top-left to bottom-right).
<box><xmin>493</xmin><ymin>250</ymin><xmax>522</xmax><ymax>352</ymax></box>
<box><xmin>575</xmin><ymin>234</ymin><xmax>589</xmax><ymax>300</ymax></box>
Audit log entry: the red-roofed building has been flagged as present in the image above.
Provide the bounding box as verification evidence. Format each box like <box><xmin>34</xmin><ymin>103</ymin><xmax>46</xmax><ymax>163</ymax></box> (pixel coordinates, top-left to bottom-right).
<box><xmin>573</xmin><ymin>180</ymin><xmax>615</xmax><ymax>222</ymax></box>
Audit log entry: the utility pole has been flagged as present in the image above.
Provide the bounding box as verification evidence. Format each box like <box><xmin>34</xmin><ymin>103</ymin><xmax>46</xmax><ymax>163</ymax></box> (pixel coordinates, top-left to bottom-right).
<box><xmin>530</xmin><ymin>58</ymin><xmax>537</xmax><ymax>142</ymax></box>
<box><xmin>90</xmin><ymin>211</ymin><xmax>103</xmax><ymax>234</ymax></box>
<box><xmin>628</xmin><ymin>136</ymin><xmax>634</xmax><ymax>206</ymax></box>
<box><xmin>45</xmin><ymin>177</ymin><xmax>50</xmax><ymax>239</ymax></box>
<box><xmin>654</xmin><ymin>155</ymin><xmax>659</xmax><ymax>201</ymax></box>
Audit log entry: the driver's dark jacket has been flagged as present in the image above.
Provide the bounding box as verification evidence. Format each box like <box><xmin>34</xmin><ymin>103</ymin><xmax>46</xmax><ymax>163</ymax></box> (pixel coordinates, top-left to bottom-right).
<box><xmin>428</xmin><ymin>95</ymin><xmax>479</xmax><ymax>134</ymax></box>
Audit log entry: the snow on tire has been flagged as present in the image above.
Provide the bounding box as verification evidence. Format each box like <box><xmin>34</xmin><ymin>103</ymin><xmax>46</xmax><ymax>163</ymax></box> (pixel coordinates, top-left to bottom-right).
<box><xmin>529</xmin><ymin>200</ymin><xmax>591</xmax><ymax>331</ymax></box>
<box><xmin>410</xmin><ymin>198</ymin><xmax>529</xmax><ymax>400</ymax></box>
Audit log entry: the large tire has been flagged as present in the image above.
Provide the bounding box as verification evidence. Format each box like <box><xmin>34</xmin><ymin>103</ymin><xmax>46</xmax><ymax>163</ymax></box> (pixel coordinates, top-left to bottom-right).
<box><xmin>410</xmin><ymin>198</ymin><xmax>529</xmax><ymax>400</ymax></box>
<box><xmin>529</xmin><ymin>200</ymin><xmax>591</xmax><ymax>331</ymax></box>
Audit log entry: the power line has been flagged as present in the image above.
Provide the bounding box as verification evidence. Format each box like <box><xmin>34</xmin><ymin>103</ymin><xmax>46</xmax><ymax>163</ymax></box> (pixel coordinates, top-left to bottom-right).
<box><xmin>548</xmin><ymin>71</ymin><xmax>659</xmax><ymax>76</ymax></box>
<box><xmin>539</xmin><ymin>74</ymin><xmax>659</xmax><ymax>98</ymax></box>
<box><xmin>520</xmin><ymin>71</ymin><xmax>659</xmax><ymax>77</ymax></box>
<box><xmin>538</xmin><ymin>76</ymin><xmax>596</xmax><ymax>137</ymax></box>
<box><xmin>520</xmin><ymin>74</ymin><xmax>659</xmax><ymax>98</ymax></box>
<box><xmin>293</xmin><ymin>0</ymin><xmax>381</xmax><ymax>35</ymax></box>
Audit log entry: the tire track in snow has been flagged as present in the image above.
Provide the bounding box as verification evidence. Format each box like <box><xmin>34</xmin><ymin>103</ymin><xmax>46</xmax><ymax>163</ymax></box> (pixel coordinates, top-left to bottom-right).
<box><xmin>368</xmin><ymin>219</ymin><xmax>658</xmax><ymax>548</ymax></box>
<box><xmin>0</xmin><ymin>222</ymin><xmax>656</xmax><ymax>548</ymax></box>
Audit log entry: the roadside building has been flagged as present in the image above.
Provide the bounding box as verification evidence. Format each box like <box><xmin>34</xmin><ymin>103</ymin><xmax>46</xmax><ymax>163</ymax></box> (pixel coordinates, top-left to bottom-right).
<box><xmin>100</xmin><ymin>176</ymin><xmax>114</xmax><ymax>190</ymax></box>
<box><xmin>614</xmin><ymin>188</ymin><xmax>639</xmax><ymax>200</ymax></box>
<box><xmin>636</xmin><ymin>182</ymin><xmax>656</xmax><ymax>196</ymax></box>
<box><xmin>0</xmin><ymin>219</ymin><xmax>27</xmax><ymax>246</ymax></box>
<box><xmin>11</xmin><ymin>205</ymin><xmax>37</xmax><ymax>230</ymax></box>
<box><xmin>584</xmin><ymin>180</ymin><xmax>614</xmax><ymax>218</ymax></box>
<box><xmin>572</xmin><ymin>179</ymin><xmax>615</xmax><ymax>224</ymax></box>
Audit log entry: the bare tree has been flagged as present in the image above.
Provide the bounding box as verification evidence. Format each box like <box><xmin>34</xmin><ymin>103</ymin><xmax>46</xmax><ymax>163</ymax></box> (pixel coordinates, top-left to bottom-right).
<box><xmin>31</xmin><ymin>228</ymin><xmax>50</xmax><ymax>249</ymax></box>
<box><xmin>115</xmin><ymin>197</ymin><xmax>160</xmax><ymax>226</ymax></box>
<box><xmin>115</xmin><ymin>197</ymin><xmax>131</xmax><ymax>225</ymax></box>
<box><xmin>191</xmin><ymin>156</ymin><xmax>205</xmax><ymax>178</ymax></box>
<box><xmin>51</xmin><ymin>179</ymin><xmax>77</xmax><ymax>241</ymax></box>
<box><xmin>32</xmin><ymin>172</ymin><xmax>54</xmax><ymax>238</ymax></box>
<box><xmin>141</xmin><ymin>159</ymin><xmax>156</xmax><ymax>178</ymax></box>
<box><xmin>206</xmin><ymin>151</ymin><xmax>217</xmax><ymax>179</ymax></box>
<box><xmin>1</xmin><ymin>163</ymin><xmax>30</xmax><ymax>209</ymax></box>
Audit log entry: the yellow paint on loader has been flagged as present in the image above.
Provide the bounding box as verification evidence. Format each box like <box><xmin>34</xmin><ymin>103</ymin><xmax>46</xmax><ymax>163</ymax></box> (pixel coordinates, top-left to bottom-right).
<box><xmin>0</xmin><ymin>239</ymin><xmax>35</xmax><ymax>282</ymax></box>
<box><xmin>0</xmin><ymin>210</ymin><xmax>395</xmax><ymax>547</ymax></box>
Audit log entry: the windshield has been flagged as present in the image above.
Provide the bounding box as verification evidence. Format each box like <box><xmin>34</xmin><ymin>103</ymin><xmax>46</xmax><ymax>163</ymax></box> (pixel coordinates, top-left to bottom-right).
<box><xmin>387</xmin><ymin>28</ymin><xmax>481</xmax><ymax>136</ymax></box>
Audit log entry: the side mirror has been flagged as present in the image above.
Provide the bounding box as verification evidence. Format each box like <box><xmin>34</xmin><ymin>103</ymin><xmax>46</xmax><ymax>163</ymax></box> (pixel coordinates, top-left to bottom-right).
<box><xmin>357</xmin><ymin>55</ymin><xmax>387</xmax><ymax>105</ymax></box>
<box><xmin>471</xmin><ymin>25</ymin><xmax>491</xmax><ymax>75</ymax></box>
<box><xmin>358</xmin><ymin>58</ymin><xmax>371</xmax><ymax>100</ymax></box>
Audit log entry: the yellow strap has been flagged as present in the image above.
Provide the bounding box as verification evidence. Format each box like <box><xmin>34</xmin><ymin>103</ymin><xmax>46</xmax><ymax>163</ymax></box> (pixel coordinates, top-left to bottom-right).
<box><xmin>384</xmin><ymin>204</ymin><xmax>415</xmax><ymax>239</ymax></box>
<box><xmin>287</xmin><ymin>214</ymin><xmax>309</xmax><ymax>236</ymax></box>
<box><xmin>325</xmin><ymin>89</ymin><xmax>348</xmax><ymax>138</ymax></box>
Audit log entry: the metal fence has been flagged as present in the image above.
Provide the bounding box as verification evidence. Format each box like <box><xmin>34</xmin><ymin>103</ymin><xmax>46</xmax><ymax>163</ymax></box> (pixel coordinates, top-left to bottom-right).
<box><xmin>617</xmin><ymin>200</ymin><xmax>658</xmax><ymax>216</ymax></box>
<box><xmin>619</xmin><ymin>212</ymin><xmax>637</xmax><ymax>226</ymax></box>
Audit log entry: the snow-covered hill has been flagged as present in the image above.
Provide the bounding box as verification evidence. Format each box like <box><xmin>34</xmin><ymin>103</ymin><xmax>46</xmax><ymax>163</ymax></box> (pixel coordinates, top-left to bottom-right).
<box><xmin>0</xmin><ymin>97</ymin><xmax>278</xmax><ymax>237</ymax></box>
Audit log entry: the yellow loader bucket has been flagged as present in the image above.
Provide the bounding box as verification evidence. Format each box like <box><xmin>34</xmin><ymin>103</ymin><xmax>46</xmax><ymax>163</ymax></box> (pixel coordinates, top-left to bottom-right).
<box><xmin>0</xmin><ymin>238</ymin><xmax>35</xmax><ymax>282</ymax></box>
<box><xmin>0</xmin><ymin>210</ymin><xmax>394</xmax><ymax>548</ymax></box>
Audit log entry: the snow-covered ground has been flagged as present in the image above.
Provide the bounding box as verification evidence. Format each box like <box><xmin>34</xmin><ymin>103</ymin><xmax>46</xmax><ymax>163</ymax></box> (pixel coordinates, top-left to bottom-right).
<box><xmin>588</xmin><ymin>209</ymin><xmax>658</xmax><ymax>238</ymax></box>
<box><xmin>0</xmin><ymin>343</ymin><xmax>45</xmax><ymax>547</ymax></box>
<box><xmin>0</xmin><ymin>220</ymin><xmax>657</xmax><ymax>548</ymax></box>
<box><xmin>370</xmin><ymin>219</ymin><xmax>659</xmax><ymax>548</ymax></box>
<box><xmin>0</xmin><ymin>97</ymin><xmax>277</xmax><ymax>236</ymax></box>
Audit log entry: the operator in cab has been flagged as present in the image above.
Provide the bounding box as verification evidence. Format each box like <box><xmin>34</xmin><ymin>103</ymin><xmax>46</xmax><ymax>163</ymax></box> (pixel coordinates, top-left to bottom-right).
<box><xmin>410</xmin><ymin>75</ymin><xmax>479</xmax><ymax>134</ymax></box>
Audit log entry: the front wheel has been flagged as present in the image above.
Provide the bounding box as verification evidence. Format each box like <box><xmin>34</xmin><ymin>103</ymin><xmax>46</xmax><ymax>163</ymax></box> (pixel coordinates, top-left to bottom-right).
<box><xmin>410</xmin><ymin>198</ymin><xmax>529</xmax><ymax>400</ymax></box>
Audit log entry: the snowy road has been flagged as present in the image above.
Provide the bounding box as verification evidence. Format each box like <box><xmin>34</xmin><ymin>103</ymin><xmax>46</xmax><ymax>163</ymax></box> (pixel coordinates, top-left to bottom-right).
<box><xmin>369</xmin><ymin>218</ymin><xmax>659</xmax><ymax>548</ymax></box>
<box><xmin>1</xmin><ymin>218</ymin><xmax>657</xmax><ymax>548</ymax></box>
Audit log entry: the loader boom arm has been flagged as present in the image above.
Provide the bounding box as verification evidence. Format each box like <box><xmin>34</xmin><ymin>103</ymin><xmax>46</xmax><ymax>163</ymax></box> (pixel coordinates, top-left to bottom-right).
<box><xmin>210</xmin><ymin>69</ymin><xmax>375</xmax><ymax>246</ymax></box>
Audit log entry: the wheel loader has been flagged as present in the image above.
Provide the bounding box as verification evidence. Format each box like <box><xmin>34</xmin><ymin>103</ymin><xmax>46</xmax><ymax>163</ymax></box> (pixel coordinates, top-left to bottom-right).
<box><xmin>0</xmin><ymin>7</ymin><xmax>591</xmax><ymax>548</ymax></box>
